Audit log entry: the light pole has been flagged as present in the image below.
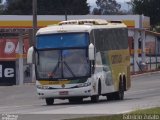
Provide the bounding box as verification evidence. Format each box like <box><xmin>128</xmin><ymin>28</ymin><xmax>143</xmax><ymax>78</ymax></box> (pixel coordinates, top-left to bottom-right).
<box><xmin>32</xmin><ymin>0</ymin><xmax>37</xmax><ymax>83</ymax></box>
<box><xmin>33</xmin><ymin>0</ymin><xmax>37</xmax><ymax>45</ymax></box>
<box><xmin>65</xmin><ymin>9</ymin><xmax>67</xmax><ymax>21</ymax></box>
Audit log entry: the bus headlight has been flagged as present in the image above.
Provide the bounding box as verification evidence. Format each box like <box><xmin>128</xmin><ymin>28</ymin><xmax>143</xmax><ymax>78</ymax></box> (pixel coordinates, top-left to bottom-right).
<box><xmin>77</xmin><ymin>82</ymin><xmax>91</xmax><ymax>88</ymax></box>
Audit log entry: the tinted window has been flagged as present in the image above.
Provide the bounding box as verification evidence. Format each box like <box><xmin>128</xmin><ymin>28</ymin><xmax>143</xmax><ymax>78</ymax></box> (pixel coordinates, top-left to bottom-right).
<box><xmin>90</xmin><ymin>28</ymin><xmax>128</xmax><ymax>51</ymax></box>
<box><xmin>36</xmin><ymin>33</ymin><xmax>89</xmax><ymax>49</ymax></box>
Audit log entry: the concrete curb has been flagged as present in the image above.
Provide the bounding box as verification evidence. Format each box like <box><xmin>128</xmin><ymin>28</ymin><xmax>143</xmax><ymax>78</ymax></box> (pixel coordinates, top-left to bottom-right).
<box><xmin>131</xmin><ymin>71</ymin><xmax>160</xmax><ymax>78</ymax></box>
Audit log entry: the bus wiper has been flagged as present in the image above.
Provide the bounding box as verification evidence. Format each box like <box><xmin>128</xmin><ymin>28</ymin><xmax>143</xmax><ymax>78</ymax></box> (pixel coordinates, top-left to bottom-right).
<box><xmin>63</xmin><ymin>61</ymin><xmax>76</xmax><ymax>77</ymax></box>
<box><xmin>52</xmin><ymin>61</ymin><xmax>60</xmax><ymax>73</ymax></box>
<box><xmin>49</xmin><ymin>53</ymin><xmax>61</xmax><ymax>78</ymax></box>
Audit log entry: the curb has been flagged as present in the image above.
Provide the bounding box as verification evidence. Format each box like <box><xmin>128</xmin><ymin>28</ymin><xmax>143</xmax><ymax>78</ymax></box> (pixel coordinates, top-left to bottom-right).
<box><xmin>131</xmin><ymin>71</ymin><xmax>160</xmax><ymax>78</ymax></box>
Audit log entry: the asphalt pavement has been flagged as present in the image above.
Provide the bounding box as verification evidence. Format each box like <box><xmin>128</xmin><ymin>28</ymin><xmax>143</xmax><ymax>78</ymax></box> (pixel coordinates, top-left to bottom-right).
<box><xmin>0</xmin><ymin>72</ymin><xmax>160</xmax><ymax>120</ymax></box>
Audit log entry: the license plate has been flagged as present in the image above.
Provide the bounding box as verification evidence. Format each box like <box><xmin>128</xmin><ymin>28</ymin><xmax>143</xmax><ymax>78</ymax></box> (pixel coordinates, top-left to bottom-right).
<box><xmin>59</xmin><ymin>91</ymin><xmax>68</xmax><ymax>95</ymax></box>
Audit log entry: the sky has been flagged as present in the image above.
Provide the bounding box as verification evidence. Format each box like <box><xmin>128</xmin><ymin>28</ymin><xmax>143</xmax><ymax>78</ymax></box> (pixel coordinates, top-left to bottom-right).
<box><xmin>0</xmin><ymin>0</ymin><xmax>131</xmax><ymax>4</ymax></box>
<box><xmin>87</xmin><ymin>0</ymin><xmax>131</xmax><ymax>10</ymax></box>
<box><xmin>1</xmin><ymin>0</ymin><xmax>131</xmax><ymax>10</ymax></box>
<box><xmin>0</xmin><ymin>0</ymin><xmax>131</xmax><ymax>5</ymax></box>
<box><xmin>88</xmin><ymin>0</ymin><xmax>131</xmax><ymax>4</ymax></box>
<box><xmin>0</xmin><ymin>0</ymin><xmax>5</xmax><ymax>4</ymax></box>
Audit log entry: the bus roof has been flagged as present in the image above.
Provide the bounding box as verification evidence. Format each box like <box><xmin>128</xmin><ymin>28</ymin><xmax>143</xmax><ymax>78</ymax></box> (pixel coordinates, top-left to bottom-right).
<box><xmin>37</xmin><ymin>19</ymin><xmax>127</xmax><ymax>35</ymax></box>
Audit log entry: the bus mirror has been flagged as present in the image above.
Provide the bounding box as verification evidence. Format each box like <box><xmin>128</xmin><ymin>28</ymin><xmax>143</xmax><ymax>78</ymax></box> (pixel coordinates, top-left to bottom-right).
<box><xmin>89</xmin><ymin>43</ymin><xmax>95</xmax><ymax>61</ymax></box>
<box><xmin>27</xmin><ymin>46</ymin><xmax>35</xmax><ymax>64</ymax></box>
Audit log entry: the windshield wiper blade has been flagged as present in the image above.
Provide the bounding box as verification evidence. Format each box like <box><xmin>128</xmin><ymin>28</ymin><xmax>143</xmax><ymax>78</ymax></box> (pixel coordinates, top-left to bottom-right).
<box><xmin>50</xmin><ymin>53</ymin><xmax>61</xmax><ymax>78</ymax></box>
<box><xmin>64</xmin><ymin>61</ymin><xmax>76</xmax><ymax>77</ymax></box>
<box><xmin>52</xmin><ymin>61</ymin><xmax>60</xmax><ymax>73</ymax></box>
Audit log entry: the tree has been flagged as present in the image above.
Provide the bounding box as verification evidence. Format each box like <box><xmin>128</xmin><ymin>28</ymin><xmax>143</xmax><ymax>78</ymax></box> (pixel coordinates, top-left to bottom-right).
<box><xmin>38</xmin><ymin>0</ymin><xmax>90</xmax><ymax>15</ymax></box>
<box><xmin>0</xmin><ymin>2</ymin><xmax>5</xmax><ymax>14</ymax></box>
<box><xmin>93</xmin><ymin>0</ymin><xmax>121</xmax><ymax>15</ymax></box>
<box><xmin>3</xmin><ymin>0</ymin><xmax>32</xmax><ymax>14</ymax></box>
<box><xmin>3</xmin><ymin>0</ymin><xmax>90</xmax><ymax>15</ymax></box>
<box><xmin>131</xmin><ymin>0</ymin><xmax>160</xmax><ymax>26</ymax></box>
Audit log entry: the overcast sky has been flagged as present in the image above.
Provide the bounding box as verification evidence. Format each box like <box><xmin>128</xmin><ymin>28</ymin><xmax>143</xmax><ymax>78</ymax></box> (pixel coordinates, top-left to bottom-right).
<box><xmin>88</xmin><ymin>0</ymin><xmax>131</xmax><ymax>4</ymax></box>
<box><xmin>88</xmin><ymin>0</ymin><xmax>131</xmax><ymax>10</ymax></box>
<box><xmin>1</xmin><ymin>0</ymin><xmax>130</xmax><ymax>5</ymax></box>
<box><xmin>1</xmin><ymin>0</ymin><xmax>131</xmax><ymax>10</ymax></box>
<box><xmin>88</xmin><ymin>0</ymin><xmax>131</xmax><ymax>6</ymax></box>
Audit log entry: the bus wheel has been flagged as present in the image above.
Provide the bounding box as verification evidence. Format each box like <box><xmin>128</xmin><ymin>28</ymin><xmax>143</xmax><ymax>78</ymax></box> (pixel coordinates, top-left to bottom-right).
<box><xmin>115</xmin><ymin>80</ymin><xmax>124</xmax><ymax>100</ymax></box>
<box><xmin>45</xmin><ymin>98</ymin><xmax>54</xmax><ymax>105</ymax></box>
<box><xmin>91</xmin><ymin>81</ymin><xmax>101</xmax><ymax>103</ymax></box>
<box><xmin>91</xmin><ymin>95</ymin><xmax>99</xmax><ymax>102</ymax></box>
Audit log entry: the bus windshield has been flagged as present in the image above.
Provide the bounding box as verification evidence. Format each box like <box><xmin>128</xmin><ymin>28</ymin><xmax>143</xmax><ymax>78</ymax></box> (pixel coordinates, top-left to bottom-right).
<box><xmin>35</xmin><ymin>33</ymin><xmax>90</xmax><ymax>80</ymax></box>
<box><xmin>36</xmin><ymin>49</ymin><xmax>90</xmax><ymax>80</ymax></box>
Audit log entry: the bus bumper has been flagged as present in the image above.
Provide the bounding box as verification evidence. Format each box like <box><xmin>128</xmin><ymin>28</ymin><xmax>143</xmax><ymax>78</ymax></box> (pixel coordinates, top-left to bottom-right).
<box><xmin>37</xmin><ymin>86</ymin><xmax>92</xmax><ymax>99</ymax></box>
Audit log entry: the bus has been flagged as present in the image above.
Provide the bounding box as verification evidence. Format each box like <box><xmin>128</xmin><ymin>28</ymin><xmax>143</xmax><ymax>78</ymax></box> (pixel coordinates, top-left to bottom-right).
<box><xmin>27</xmin><ymin>19</ymin><xmax>131</xmax><ymax>105</ymax></box>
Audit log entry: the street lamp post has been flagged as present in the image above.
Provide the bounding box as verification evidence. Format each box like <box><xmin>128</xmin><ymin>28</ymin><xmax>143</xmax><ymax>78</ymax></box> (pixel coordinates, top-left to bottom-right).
<box><xmin>33</xmin><ymin>0</ymin><xmax>37</xmax><ymax>45</ymax></box>
<box><xmin>32</xmin><ymin>0</ymin><xmax>37</xmax><ymax>83</ymax></box>
<box><xmin>65</xmin><ymin>9</ymin><xmax>67</xmax><ymax>21</ymax></box>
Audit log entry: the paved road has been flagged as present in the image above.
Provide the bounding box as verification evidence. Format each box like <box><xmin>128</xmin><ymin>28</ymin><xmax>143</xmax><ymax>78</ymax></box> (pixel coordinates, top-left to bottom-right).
<box><xmin>0</xmin><ymin>73</ymin><xmax>160</xmax><ymax>120</ymax></box>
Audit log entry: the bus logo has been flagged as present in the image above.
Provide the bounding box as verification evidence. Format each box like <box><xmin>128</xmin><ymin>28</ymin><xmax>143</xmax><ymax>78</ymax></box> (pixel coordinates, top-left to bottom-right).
<box><xmin>111</xmin><ymin>55</ymin><xmax>122</xmax><ymax>64</ymax></box>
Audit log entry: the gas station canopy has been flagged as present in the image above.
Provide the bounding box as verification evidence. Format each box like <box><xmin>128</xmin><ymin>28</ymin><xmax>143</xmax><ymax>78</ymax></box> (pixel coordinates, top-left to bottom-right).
<box><xmin>0</xmin><ymin>15</ymin><xmax>150</xmax><ymax>29</ymax></box>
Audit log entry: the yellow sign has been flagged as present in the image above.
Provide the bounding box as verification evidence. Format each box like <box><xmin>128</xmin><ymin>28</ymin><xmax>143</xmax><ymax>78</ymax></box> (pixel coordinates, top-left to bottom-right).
<box><xmin>137</xmin><ymin>49</ymin><xmax>142</xmax><ymax>54</ymax></box>
<box><xmin>122</xmin><ymin>20</ymin><xmax>135</xmax><ymax>28</ymax></box>
<box><xmin>130</xmin><ymin>49</ymin><xmax>142</xmax><ymax>54</ymax></box>
<box><xmin>0</xmin><ymin>20</ymin><xmax>60</xmax><ymax>28</ymax></box>
<box><xmin>0</xmin><ymin>20</ymin><xmax>135</xmax><ymax>28</ymax></box>
<box><xmin>16</xmin><ymin>53</ymin><xmax>27</xmax><ymax>58</ymax></box>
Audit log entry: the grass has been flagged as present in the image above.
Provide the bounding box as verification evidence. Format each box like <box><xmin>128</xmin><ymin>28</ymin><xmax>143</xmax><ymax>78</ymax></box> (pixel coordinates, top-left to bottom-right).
<box><xmin>132</xmin><ymin>107</ymin><xmax>160</xmax><ymax>114</ymax></box>
<box><xmin>65</xmin><ymin>107</ymin><xmax>160</xmax><ymax>120</ymax></box>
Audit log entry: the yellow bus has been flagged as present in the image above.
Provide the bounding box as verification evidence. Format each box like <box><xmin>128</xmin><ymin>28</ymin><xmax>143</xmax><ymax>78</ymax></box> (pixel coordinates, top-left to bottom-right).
<box><xmin>27</xmin><ymin>19</ymin><xmax>131</xmax><ymax>105</ymax></box>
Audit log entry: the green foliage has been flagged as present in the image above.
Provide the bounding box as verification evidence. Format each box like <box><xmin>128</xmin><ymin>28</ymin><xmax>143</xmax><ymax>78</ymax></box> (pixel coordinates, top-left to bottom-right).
<box><xmin>131</xmin><ymin>107</ymin><xmax>160</xmax><ymax>114</ymax></box>
<box><xmin>92</xmin><ymin>0</ymin><xmax>121</xmax><ymax>15</ymax></box>
<box><xmin>131</xmin><ymin>0</ymin><xmax>160</xmax><ymax>26</ymax></box>
<box><xmin>3</xmin><ymin>0</ymin><xmax>90</xmax><ymax>15</ymax></box>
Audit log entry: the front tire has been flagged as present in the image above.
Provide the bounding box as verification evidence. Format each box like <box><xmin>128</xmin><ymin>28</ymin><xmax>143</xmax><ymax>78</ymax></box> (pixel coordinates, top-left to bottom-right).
<box><xmin>45</xmin><ymin>98</ymin><xmax>54</xmax><ymax>105</ymax></box>
<box><xmin>91</xmin><ymin>81</ymin><xmax>101</xmax><ymax>103</ymax></box>
<box><xmin>91</xmin><ymin>95</ymin><xmax>99</xmax><ymax>102</ymax></box>
<box><xmin>106</xmin><ymin>80</ymin><xmax>124</xmax><ymax>101</ymax></box>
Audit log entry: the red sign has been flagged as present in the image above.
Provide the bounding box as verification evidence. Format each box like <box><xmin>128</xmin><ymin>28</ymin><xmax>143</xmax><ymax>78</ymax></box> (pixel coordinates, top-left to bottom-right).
<box><xmin>0</xmin><ymin>38</ymin><xmax>29</xmax><ymax>60</ymax></box>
